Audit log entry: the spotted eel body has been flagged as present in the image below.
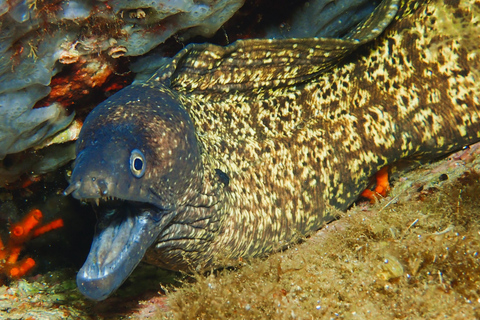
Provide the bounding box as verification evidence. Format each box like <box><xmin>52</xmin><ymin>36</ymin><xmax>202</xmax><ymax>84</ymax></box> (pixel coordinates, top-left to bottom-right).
<box><xmin>65</xmin><ymin>0</ymin><xmax>480</xmax><ymax>300</ymax></box>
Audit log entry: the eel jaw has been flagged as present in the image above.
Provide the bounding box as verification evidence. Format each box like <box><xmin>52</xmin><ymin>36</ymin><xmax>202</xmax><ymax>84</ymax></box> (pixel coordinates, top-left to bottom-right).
<box><xmin>77</xmin><ymin>201</ymin><xmax>170</xmax><ymax>301</ymax></box>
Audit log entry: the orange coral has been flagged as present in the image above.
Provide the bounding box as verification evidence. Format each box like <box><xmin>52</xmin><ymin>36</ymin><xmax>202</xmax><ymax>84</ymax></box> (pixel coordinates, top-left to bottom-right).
<box><xmin>0</xmin><ymin>209</ymin><xmax>64</xmax><ymax>279</ymax></box>
<box><xmin>361</xmin><ymin>166</ymin><xmax>391</xmax><ymax>202</ymax></box>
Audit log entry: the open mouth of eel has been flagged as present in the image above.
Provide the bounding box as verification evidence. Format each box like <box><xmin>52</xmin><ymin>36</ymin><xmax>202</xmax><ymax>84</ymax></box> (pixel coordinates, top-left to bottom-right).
<box><xmin>75</xmin><ymin>198</ymin><xmax>167</xmax><ymax>301</ymax></box>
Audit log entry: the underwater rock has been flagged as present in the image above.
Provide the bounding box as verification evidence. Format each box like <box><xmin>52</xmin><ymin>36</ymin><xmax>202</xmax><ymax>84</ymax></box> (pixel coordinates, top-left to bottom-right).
<box><xmin>265</xmin><ymin>0</ymin><xmax>382</xmax><ymax>39</ymax></box>
<box><xmin>0</xmin><ymin>0</ymin><xmax>244</xmax><ymax>162</ymax></box>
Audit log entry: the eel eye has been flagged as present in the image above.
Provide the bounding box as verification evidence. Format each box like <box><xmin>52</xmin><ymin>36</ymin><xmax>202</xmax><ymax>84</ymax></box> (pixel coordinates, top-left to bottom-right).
<box><xmin>130</xmin><ymin>149</ymin><xmax>146</xmax><ymax>178</ymax></box>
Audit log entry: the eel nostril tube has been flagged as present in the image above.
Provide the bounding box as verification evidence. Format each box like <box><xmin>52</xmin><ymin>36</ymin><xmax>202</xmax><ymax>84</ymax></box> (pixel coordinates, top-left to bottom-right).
<box><xmin>97</xmin><ymin>180</ymin><xmax>108</xmax><ymax>196</ymax></box>
<box><xmin>63</xmin><ymin>181</ymin><xmax>81</xmax><ymax>196</ymax></box>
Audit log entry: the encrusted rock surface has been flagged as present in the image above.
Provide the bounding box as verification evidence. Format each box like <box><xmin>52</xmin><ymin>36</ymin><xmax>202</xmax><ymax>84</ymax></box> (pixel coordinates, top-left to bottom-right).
<box><xmin>0</xmin><ymin>0</ymin><xmax>244</xmax><ymax>165</ymax></box>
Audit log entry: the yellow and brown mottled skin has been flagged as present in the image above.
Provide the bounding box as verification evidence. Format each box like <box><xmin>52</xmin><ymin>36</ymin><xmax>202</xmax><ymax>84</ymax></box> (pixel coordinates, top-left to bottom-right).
<box><xmin>140</xmin><ymin>0</ymin><xmax>480</xmax><ymax>269</ymax></box>
<box><xmin>67</xmin><ymin>0</ymin><xmax>480</xmax><ymax>300</ymax></box>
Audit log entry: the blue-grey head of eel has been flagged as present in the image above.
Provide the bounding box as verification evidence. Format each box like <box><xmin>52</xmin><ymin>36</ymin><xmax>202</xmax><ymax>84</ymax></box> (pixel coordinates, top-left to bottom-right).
<box><xmin>64</xmin><ymin>84</ymin><xmax>204</xmax><ymax>301</ymax></box>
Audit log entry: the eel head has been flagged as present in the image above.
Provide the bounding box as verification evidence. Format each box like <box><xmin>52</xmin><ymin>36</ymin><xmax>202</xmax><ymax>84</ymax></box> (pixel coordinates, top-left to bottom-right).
<box><xmin>64</xmin><ymin>83</ymin><xmax>202</xmax><ymax>300</ymax></box>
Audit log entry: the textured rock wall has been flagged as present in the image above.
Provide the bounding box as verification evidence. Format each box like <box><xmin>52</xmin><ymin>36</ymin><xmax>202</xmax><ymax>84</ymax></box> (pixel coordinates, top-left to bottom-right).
<box><xmin>0</xmin><ymin>0</ymin><xmax>244</xmax><ymax>160</ymax></box>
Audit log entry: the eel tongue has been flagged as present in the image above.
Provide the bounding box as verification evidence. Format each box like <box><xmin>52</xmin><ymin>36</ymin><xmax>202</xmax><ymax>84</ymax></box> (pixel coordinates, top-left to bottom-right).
<box><xmin>77</xmin><ymin>204</ymin><xmax>164</xmax><ymax>301</ymax></box>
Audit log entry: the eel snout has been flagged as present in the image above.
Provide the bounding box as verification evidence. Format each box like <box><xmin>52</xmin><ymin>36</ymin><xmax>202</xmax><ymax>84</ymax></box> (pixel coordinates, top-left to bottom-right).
<box><xmin>63</xmin><ymin>177</ymin><xmax>109</xmax><ymax>201</ymax></box>
<box><xmin>64</xmin><ymin>148</ymin><xmax>119</xmax><ymax>201</ymax></box>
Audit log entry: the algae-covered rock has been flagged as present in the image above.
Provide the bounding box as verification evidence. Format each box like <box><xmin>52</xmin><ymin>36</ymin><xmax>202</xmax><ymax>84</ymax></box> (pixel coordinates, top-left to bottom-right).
<box><xmin>0</xmin><ymin>0</ymin><xmax>244</xmax><ymax>162</ymax></box>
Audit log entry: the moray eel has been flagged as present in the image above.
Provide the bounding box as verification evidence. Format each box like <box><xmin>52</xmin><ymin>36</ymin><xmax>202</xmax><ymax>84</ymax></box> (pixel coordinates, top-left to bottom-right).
<box><xmin>64</xmin><ymin>0</ymin><xmax>480</xmax><ymax>300</ymax></box>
